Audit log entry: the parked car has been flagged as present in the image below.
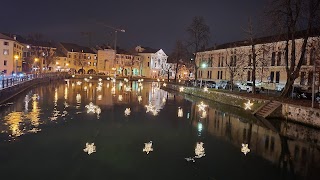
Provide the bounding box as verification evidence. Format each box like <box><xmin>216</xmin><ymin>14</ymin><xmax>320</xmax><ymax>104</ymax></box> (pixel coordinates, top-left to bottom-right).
<box><xmin>184</xmin><ymin>80</ymin><xmax>194</xmax><ymax>87</ymax></box>
<box><xmin>206</xmin><ymin>81</ymin><xmax>216</xmax><ymax>88</ymax></box>
<box><xmin>216</xmin><ymin>80</ymin><xmax>231</xmax><ymax>89</ymax></box>
<box><xmin>238</xmin><ymin>82</ymin><xmax>260</xmax><ymax>93</ymax></box>
<box><xmin>290</xmin><ymin>86</ymin><xmax>320</xmax><ymax>101</ymax></box>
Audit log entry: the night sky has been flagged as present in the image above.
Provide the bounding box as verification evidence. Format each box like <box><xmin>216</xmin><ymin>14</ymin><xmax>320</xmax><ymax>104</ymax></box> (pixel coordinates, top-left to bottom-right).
<box><xmin>1</xmin><ymin>0</ymin><xmax>268</xmax><ymax>53</ymax></box>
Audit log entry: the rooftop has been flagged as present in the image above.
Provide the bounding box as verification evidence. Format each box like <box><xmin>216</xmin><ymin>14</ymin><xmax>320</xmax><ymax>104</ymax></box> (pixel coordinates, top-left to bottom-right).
<box><xmin>60</xmin><ymin>43</ymin><xmax>96</xmax><ymax>54</ymax></box>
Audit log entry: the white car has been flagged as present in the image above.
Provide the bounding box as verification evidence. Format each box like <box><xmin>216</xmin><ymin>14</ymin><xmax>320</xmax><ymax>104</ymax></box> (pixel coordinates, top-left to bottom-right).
<box><xmin>238</xmin><ymin>82</ymin><xmax>260</xmax><ymax>93</ymax></box>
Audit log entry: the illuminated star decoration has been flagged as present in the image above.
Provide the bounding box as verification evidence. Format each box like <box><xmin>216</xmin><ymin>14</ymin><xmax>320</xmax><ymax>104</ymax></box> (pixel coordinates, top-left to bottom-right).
<box><xmin>83</xmin><ymin>142</ymin><xmax>96</xmax><ymax>155</ymax></box>
<box><xmin>195</xmin><ymin>142</ymin><xmax>206</xmax><ymax>158</ymax></box>
<box><xmin>163</xmin><ymin>83</ymin><xmax>167</xmax><ymax>87</ymax></box>
<box><xmin>96</xmin><ymin>86</ymin><xmax>102</xmax><ymax>92</ymax></box>
<box><xmin>185</xmin><ymin>142</ymin><xmax>206</xmax><ymax>162</ymax></box>
<box><xmin>118</xmin><ymin>95</ymin><xmax>123</xmax><ymax>101</ymax></box>
<box><xmin>124</xmin><ymin>108</ymin><xmax>131</xmax><ymax>116</ymax></box>
<box><xmin>179</xmin><ymin>86</ymin><xmax>184</xmax><ymax>92</ymax></box>
<box><xmin>241</xmin><ymin>143</ymin><xmax>250</xmax><ymax>155</ymax></box>
<box><xmin>197</xmin><ymin>101</ymin><xmax>208</xmax><ymax>112</ymax></box>
<box><xmin>178</xmin><ymin>107</ymin><xmax>183</xmax><ymax>117</ymax></box>
<box><xmin>142</xmin><ymin>141</ymin><xmax>153</xmax><ymax>154</ymax></box>
<box><xmin>76</xmin><ymin>81</ymin><xmax>82</xmax><ymax>85</ymax></box>
<box><xmin>98</xmin><ymin>82</ymin><xmax>103</xmax><ymax>86</ymax></box>
<box><xmin>145</xmin><ymin>102</ymin><xmax>159</xmax><ymax>116</ymax></box>
<box><xmin>138</xmin><ymin>96</ymin><xmax>142</xmax><ymax>103</ymax></box>
<box><xmin>203</xmin><ymin>86</ymin><xmax>208</xmax><ymax>92</ymax></box>
<box><xmin>244</xmin><ymin>100</ymin><xmax>254</xmax><ymax>110</ymax></box>
<box><xmin>85</xmin><ymin>102</ymin><xmax>101</xmax><ymax>118</ymax></box>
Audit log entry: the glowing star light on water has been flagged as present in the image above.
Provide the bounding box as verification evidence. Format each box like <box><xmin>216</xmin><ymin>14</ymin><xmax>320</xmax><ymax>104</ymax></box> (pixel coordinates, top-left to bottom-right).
<box><xmin>125</xmin><ymin>86</ymin><xmax>131</xmax><ymax>92</ymax></box>
<box><xmin>197</xmin><ymin>101</ymin><xmax>208</xmax><ymax>112</ymax></box>
<box><xmin>241</xmin><ymin>143</ymin><xmax>250</xmax><ymax>155</ymax></box>
<box><xmin>98</xmin><ymin>82</ymin><xmax>103</xmax><ymax>86</ymax></box>
<box><xmin>162</xmin><ymin>97</ymin><xmax>166</xmax><ymax>104</ymax></box>
<box><xmin>138</xmin><ymin>96</ymin><xmax>142</xmax><ymax>103</ymax></box>
<box><xmin>124</xmin><ymin>108</ymin><xmax>131</xmax><ymax>116</ymax></box>
<box><xmin>179</xmin><ymin>86</ymin><xmax>184</xmax><ymax>92</ymax></box>
<box><xmin>142</xmin><ymin>141</ymin><xmax>153</xmax><ymax>154</ymax></box>
<box><xmin>195</xmin><ymin>142</ymin><xmax>206</xmax><ymax>158</ymax></box>
<box><xmin>98</xmin><ymin>78</ymin><xmax>102</xmax><ymax>82</ymax></box>
<box><xmin>83</xmin><ymin>143</ymin><xmax>96</xmax><ymax>155</ymax></box>
<box><xmin>76</xmin><ymin>81</ymin><xmax>82</xmax><ymax>85</ymax></box>
<box><xmin>203</xmin><ymin>86</ymin><xmax>208</xmax><ymax>92</ymax></box>
<box><xmin>96</xmin><ymin>86</ymin><xmax>102</xmax><ymax>92</ymax></box>
<box><xmin>244</xmin><ymin>100</ymin><xmax>254</xmax><ymax>110</ymax></box>
<box><xmin>118</xmin><ymin>95</ymin><xmax>123</xmax><ymax>101</ymax></box>
<box><xmin>163</xmin><ymin>83</ymin><xmax>167</xmax><ymax>87</ymax></box>
<box><xmin>178</xmin><ymin>107</ymin><xmax>183</xmax><ymax>117</ymax></box>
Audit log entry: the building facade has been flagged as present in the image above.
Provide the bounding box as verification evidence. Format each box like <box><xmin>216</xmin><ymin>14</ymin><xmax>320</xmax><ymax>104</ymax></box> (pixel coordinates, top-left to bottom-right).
<box><xmin>0</xmin><ymin>33</ymin><xmax>24</xmax><ymax>76</ymax></box>
<box><xmin>196</xmin><ymin>35</ymin><xmax>320</xmax><ymax>90</ymax></box>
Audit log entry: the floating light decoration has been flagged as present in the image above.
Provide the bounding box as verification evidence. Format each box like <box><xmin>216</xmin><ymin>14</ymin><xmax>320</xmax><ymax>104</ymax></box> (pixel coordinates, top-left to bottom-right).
<box><xmin>118</xmin><ymin>95</ymin><xmax>123</xmax><ymax>101</ymax></box>
<box><xmin>162</xmin><ymin>79</ymin><xmax>164</xmax><ymax>82</ymax></box>
<box><xmin>83</xmin><ymin>143</ymin><xmax>96</xmax><ymax>155</ymax></box>
<box><xmin>76</xmin><ymin>81</ymin><xmax>82</xmax><ymax>85</ymax></box>
<box><xmin>98</xmin><ymin>82</ymin><xmax>103</xmax><ymax>86</ymax></box>
<box><xmin>197</xmin><ymin>101</ymin><xmax>208</xmax><ymax>112</ymax></box>
<box><xmin>142</xmin><ymin>141</ymin><xmax>153</xmax><ymax>154</ymax></box>
<box><xmin>96</xmin><ymin>86</ymin><xmax>102</xmax><ymax>92</ymax></box>
<box><xmin>179</xmin><ymin>87</ymin><xmax>184</xmax><ymax>92</ymax></box>
<box><xmin>241</xmin><ymin>143</ymin><xmax>250</xmax><ymax>155</ymax></box>
<box><xmin>138</xmin><ymin>96</ymin><xmax>142</xmax><ymax>103</ymax></box>
<box><xmin>195</xmin><ymin>142</ymin><xmax>205</xmax><ymax>158</ymax></box>
<box><xmin>124</xmin><ymin>108</ymin><xmax>131</xmax><ymax>116</ymax></box>
<box><xmin>163</xmin><ymin>83</ymin><xmax>167</xmax><ymax>87</ymax></box>
<box><xmin>178</xmin><ymin>107</ymin><xmax>183</xmax><ymax>117</ymax></box>
<box><xmin>203</xmin><ymin>86</ymin><xmax>208</xmax><ymax>92</ymax></box>
<box><xmin>244</xmin><ymin>100</ymin><xmax>253</xmax><ymax>110</ymax></box>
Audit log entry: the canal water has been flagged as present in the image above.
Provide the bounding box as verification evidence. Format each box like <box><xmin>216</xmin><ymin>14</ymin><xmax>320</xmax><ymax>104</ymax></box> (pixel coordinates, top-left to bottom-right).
<box><xmin>0</xmin><ymin>79</ymin><xmax>319</xmax><ymax>180</ymax></box>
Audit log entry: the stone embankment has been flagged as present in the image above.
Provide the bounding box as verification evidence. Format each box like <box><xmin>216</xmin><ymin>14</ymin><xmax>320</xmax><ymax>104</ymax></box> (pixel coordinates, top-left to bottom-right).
<box><xmin>0</xmin><ymin>73</ymin><xmax>67</xmax><ymax>105</ymax></box>
<box><xmin>163</xmin><ymin>83</ymin><xmax>320</xmax><ymax>128</ymax></box>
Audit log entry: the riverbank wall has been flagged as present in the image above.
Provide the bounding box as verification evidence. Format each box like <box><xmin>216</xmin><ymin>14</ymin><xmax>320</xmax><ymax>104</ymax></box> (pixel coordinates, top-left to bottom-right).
<box><xmin>0</xmin><ymin>74</ymin><xmax>67</xmax><ymax>105</ymax></box>
<box><xmin>163</xmin><ymin>83</ymin><xmax>320</xmax><ymax>128</ymax></box>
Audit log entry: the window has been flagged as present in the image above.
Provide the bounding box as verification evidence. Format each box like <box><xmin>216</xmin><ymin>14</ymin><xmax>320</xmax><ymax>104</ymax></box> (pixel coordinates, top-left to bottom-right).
<box><xmin>310</xmin><ymin>49</ymin><xmax>315</xmax><ymax>65</ymax></box>
<box><xmin>277</xmin><ymin>52</ymin><xmax>281</xmax><ymax>66</ymax></box>
<box><xmin>4</xmin><ymin>60</ymin><xmax>7</xmax><ymax>66</ymax></box>
<box><xmin>302</xmin><ymin>53</ymin><xmax>307</xmax><ymax>65</ymax></box>
<box><xmin>275</xmin><ymin>71</ymin><xmax>280</xmax><ymax>83</ymax></box>
<box><xmin>147</xmin><ymin>62</ymin><xmax>149</xmax><ymax>67</ymax></box>
<box><xmin>3</xmin><ymin>70</ymin><xmax>7</xmax><ymax>73</ymax></box>
<box><xmin>218</xmin><ymin>57</ymin><xmax>220</xmax><ymax>67</ymax></box>
<box><xmin>270</xmin><ymin>72</ymin><xmax>274</xmax><ymax>83</ymax></box>
<box><xmin>68</xmin><ymin>54</ymin><xmax>71</xmax><ymax>58</ymax></box>
<box><xmin>4</xmin><ymin>41</ymin><xmax>9</xmax><ymax>46</ymax></box>
<box><xmin>300</xmin><ymin>72</ymin><xmax>306</xmax><ymax>85</ymax></box>
<box><xmin>3</xmin><ymin>49</ymin><xmax>9</xmax><ymax>55</ymax></box>
<box><xmin>308</xmin><ymin>71</ymin><xmax>313</xmax><ymax>86</ymax></box>
<box><xmin>207</xmin><ymin>71</ymin><xmax>210</xmax><ymax>78</ymax></box>
<box><xmin>248</xmin><ymin>54</ymin><xmax>252</xmax><ymax>66</ymax></box>
<box><xmin>209</xmin><ymin>71</ymin><xmax>212</xmax><ymax>79</ymax></box>
<box><xmin>271</xmin><ymin>52</ymin><xmax>275</xmax><ymax>66</ymax></box>
<box><xmin>217</xmin><ymin>71</ymin><xmax>220</xmax><ymax>79</ymax></box>
<box><xmin>221</xmin><ymin>57</ymin><xmax>224</xmax><ymax>67</ymax></box>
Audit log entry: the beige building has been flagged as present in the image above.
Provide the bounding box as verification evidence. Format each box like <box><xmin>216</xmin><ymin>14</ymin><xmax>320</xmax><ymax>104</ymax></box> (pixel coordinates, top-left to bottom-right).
<box><xmin>196</xmin><ymin>34</ymin><xmax>320</xmax><ymax>90</ymax></box>
<box><xmin>0</xmin><ymin>33</ymin><xmax>24</xmax><ymax>76</ymax></box>
<box><xmin>135</xmin><ymin>46</ymin><xmax>173</xmax><ymax>78</ymax></box>
<box><xmin>53</xmin><ymin>43</ymin><xmax>97</xmax><ymax>74</ymax></box>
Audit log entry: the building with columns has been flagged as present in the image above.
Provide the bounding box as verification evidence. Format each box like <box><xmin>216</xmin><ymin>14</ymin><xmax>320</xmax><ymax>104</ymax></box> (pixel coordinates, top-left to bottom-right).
<box><xmin>196</xmin><ymin>33</ymin><xmax>320</xmax><ymax>90</ymax></box>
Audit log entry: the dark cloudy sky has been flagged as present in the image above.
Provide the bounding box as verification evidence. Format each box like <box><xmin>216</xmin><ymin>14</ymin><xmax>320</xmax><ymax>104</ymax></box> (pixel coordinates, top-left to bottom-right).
<box><xmin>1</xmin><ymin>0</ymin><xmax>268</xmax><ymax>53</ymax></box>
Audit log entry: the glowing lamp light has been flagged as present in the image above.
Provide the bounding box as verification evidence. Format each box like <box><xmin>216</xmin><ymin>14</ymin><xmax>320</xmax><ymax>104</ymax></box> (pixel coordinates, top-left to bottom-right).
<box><xmin>72</xmin><ymin>74</ymin><xmax>75</xmax><ymax>78</ymax></box>
<box><xmin>142</xmin><ymin>141</ymin><xmax>153</xmax><ymax>154</ymax></box>
<box><xmin>98</xmin><ymin>82</ymin><xmax>103</xmax><ymax>86</ymax></box>
<box><xmin>98</xmin><ymin>78</ymin><xmax>102</xmax><ymax>82</ymax></box>
<box><xmin>89</xmin><ymin>76</ymin><xmax>93</xmax><ymax>79</ymax></box>
<box><xmin>157</xmin><ymin>78</ymin><xmax>160</xmax><ymax>82</ymax></box>
<box><xmin>201</xmin><ymin>63</ymin><xmax>207</xmax><ymax>68</ymax></box>
<box><xmin>241</xmin><ymin>144</ymin><xmax>250</xmax><ymax>155</ymax></box>
<box><xmin>107</xmin><ymin>77</ymin><xmax>110</xmax><ymax>80</ymax></box>
<box><xmin>244</xmin><ymin>100</ymin><xmax>253</xmax><ymax>110</ymax></box>
<box><xmin>162</xmin><ymin>79</ymin><xmax>164</xmax><ymax>82</ymax></box>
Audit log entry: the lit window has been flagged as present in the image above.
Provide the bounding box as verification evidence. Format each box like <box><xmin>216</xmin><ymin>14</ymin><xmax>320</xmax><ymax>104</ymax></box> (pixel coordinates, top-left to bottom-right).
<box><xmin>3</xmin><ymin>49</ymin><xmax>9</xmax><ymax>55</ymax></box>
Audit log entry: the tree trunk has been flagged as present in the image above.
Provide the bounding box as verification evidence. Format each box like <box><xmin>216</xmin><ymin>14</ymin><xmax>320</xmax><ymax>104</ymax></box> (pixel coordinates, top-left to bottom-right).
<box><xmin>252</xmin><ymin>45</ymin><xmax>257</xmax><ymax>94</ymax></box>
<box><xmin>174</xmin><ymin>62</ymin><xmax>179</xmax><ymax>82</ymax></box>
<box><xmin>281</xmin><ymin>77</ymin><xmax>295</xmax><ymax>97</ymax></box>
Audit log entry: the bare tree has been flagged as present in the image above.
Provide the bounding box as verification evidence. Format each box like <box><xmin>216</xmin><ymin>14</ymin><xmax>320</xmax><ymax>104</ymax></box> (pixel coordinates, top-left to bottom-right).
<box><xmin>169</xmin><ymin>40</ymin><xmax>190</xmax><ymax>82</ymax></box>
<box><xmin>187</xmin><ymin>16</ymin><xmax>210</xmax><ymax>80</ymax></box>
<box><xmin>268</xmin><ymin>0</ymin><xmax>320</xmax><ymax>97</ymax></box>
<box><xmin>243</xmin><ymin>17</ymin><xmax>258</xmax><ymax>94</ymax></box>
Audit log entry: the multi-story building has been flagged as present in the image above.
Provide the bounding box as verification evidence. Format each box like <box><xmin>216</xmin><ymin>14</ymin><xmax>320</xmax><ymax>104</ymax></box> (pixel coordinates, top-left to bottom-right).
<box><xmin>135</xmin><ymin>46</ymin><xmax>172</xmax><ymax>78</ymax></box>
<box><xmin>54</xmin><ymin>43</ymin><xmax>97</xmax><ymax>74</ymax></box>
<box><xmin>196</xmin><ymin>33</ymin><xmax>320</xmax><ymax>90</ymax></box>
<box><xmin>0</xmin><ymin>33</ymin><xmax>24</xmax><ymax>76</ymax></box>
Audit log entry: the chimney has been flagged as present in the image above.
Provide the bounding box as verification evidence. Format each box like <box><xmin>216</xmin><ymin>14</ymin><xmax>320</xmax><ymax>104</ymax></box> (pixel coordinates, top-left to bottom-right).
<box><xmin>13</xmin><ymin>35</ymin><xmax>17</xmax><ymax>40</ymax></box>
